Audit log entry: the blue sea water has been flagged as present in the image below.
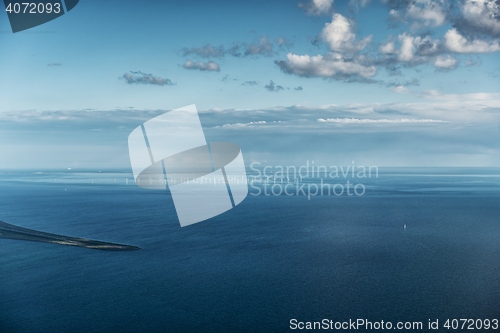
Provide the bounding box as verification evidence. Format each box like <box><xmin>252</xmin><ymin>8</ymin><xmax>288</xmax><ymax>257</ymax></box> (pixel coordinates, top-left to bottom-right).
<box><xmin>1</xmin><ymin>168</ymin><xmax>500</xmax><ymax>332</ymax></box>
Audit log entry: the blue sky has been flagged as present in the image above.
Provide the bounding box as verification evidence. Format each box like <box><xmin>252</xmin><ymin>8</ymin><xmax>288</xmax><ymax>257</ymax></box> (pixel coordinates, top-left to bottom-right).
<box><xmin>1</xmin><ymin>0</ymin><xmax>500</xmax><ymax>168</ymax></box>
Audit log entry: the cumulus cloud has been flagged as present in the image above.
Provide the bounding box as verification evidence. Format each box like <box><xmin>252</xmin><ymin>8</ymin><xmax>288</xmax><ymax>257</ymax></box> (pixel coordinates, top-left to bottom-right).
<box><xmin>320</xmin><ymin>14</ymin><xmax>372</xmax><ymax>53</ymax></box>
<box><xmin>392</xmin><ymin>85</ymin><xmax>410</xmax><ymax>93</ymax></box>
<box><xmin>277</xmin><ymin>13</ymin><xmax>376</xmax><ymax>81</ymax></box>
<box><xmin>382</xmin><ymin>33</ymin><xmax>441</xmax><ymax>62</ymax></box>
<box><xmin>265</xmin><ymin>80</ymin><xmax>284</xmax><ymax>92</ymax></box>
<box><xmin>457</xmin><ymin>0</ymin><xmax>500</xmax><ymax>37</ymax></box>
<box><xmin>398</xmin><ymin>34</ymin><xmax>417</xmax><ymax>61</ymax></box>
<box><xmin>434</xmin><ymin>54</ymin><xmax>458</xmax><ymax>69</ymax></box>
<box><xmin>294</xmin><ymin>86</ymin><xmax>304</xmax><ymax>91</ymax></box>
<box><xmin>377</xmin><ymin>33</ymin><xmax>456</xmax><ymax>70</ymax></box>
<box><xmin>442</xmin><ymin>1</ymin><xmax>500</xmax><ymax>55</ymax></box>
<box><xmin>183</xmin><ymin>59</ymin><xmax>220</xmax><ymax>72</ymax></box>
<box><xmin>283</xmin><ymin>0</ymin><xmax>499</xmax><ymax>82</ymax></box>
<box><xmin>375</xmin><ymin>2</ymin><xmax>500</xmax><ymax>70</ymax></box>
<box><xmin>275</xmin><ymin>53</ymin><xmax>377</xmax><ymax>79</ymax></box>
<box><xmin>385</xmin><ymin>0</ymin><xmax>449</xmax><ymax>29</ymax></box>
<box><xmin>300</xmin><ymin>0</ymin><xmax>334</xmax><ymax>16</ymax></box>
<box><xmin>121</xmin><ymin>71</ymin><xmax>174</xmax><ymax>86</ymax></box>
<box><xmin>413</xmin><ymin>3</ymin><xmax>448</xmax><ymax>24</ymax></box>
<box><xmin>444</xmin><ymin>28</ymin><xmax>500</xmax><ymax>53</ymax></box>
<box><xmin>379</xmin><ymin>41</ymin><xmax>396</xmax><ymax>54</ymax></box>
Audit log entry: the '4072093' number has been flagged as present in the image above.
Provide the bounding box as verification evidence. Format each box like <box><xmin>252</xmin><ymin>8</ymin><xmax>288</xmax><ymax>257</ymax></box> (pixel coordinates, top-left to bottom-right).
<box><xmin>444</xmin><ymin>319</ymin><xmax>499</xmax><ymax>330</ymax></box>
<box><xmin>5</xmin><ymin>2</ymin><xmax>61</xmax><ymax>14</ymax></box>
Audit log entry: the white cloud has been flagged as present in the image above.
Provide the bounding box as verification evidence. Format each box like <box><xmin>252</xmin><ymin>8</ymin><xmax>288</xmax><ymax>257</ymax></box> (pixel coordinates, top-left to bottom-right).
<box><xmin>301</xmin><ymin>0</ymin><xmax>334</xmax><ymax>16</ymax></box>
<box><xmin>393</xmin><ymin>33</ymin><xmax>441</xmax><ymax>62</ymax></box>
<box><xmin>276</xmin><ymin>52</ymin><xmax>377</xmax><ymax>78</ymax></box>
<box><xmin>7</xmin><ymin>93</ymin><xmax>500</xmax><ymax>134</ymax></box>
<box><xmin>379</xmin><ymin>33</ymin><xmax>441</xmax><ymax>67</ymax></box>
<box><xmin>415</xmin><ymin>35</ymin><xmax>441</xmax><ymax>55</ymax></box>
<box><xmin>421</xmin><ymin>90</ymin><xmax>500</xmax><ymax>101</ymax></box>
<box><xmin>317</xmin><ymin>118</ymin><xmax>445</xmax><ymax>123</ymax></box>
<box><xmin>277</xmin><ymin>13</ymin><xmax>376</xmax><ymax>80</ymax></box>
<box><xmin>398</xmin><ymin>33</ymin><xmax>416</xmax><ymax>61</ymax></box>
<box><xmin>444</xmin><ymin>28</ymin><xmax>500</xmax><ymax>53</ymax></box>
<box><xmin>216</xmin><ymin>121</ymin><xmax>268</xmax><ymax>129</ymax></box>
<box><xmin>386</xmin><ymin>0</ymin><xmax>448</xmax><ymax>29</ymax></box>
<box><xmin>434</xmin><ymin>55</ymin><xmax>458</xmax><ymax>69</ymax></box>
<box><xmin>461</xmin><ymin>0</ymin><xmax>500</xmax><ymax>37</ymax></box>
<box><xmin>183</xmin><ymin>59</ymin><xmax>220</xmax><ymax>71</ymax></box>
<box><xmin>202</xmin><ymin>95</ymin><xmax>500</xmax><ymax>129</ymax></box>
<box><xmin>406</xmin><ymin>0</ymin><xmax>447</xmax><ymax>28</ymax></box>
<box><xmin>392</xmin><ymin>86</ymin><xmax>410</xmax><ymax>94</ymax></box>
<box><xmin>379</xmin><ymin>41</ymin><xmax>396</xmax><ymax>54</ymax></box>
<box><xmin>321</xmin><ymin>14</ymin><xmax>372</xmax><ymax>53</ymax></box>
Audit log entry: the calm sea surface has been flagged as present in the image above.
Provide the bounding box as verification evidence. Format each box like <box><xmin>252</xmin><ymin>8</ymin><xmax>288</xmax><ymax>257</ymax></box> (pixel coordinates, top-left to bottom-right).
<box><xmin>1</xmin><ymin>168</ymin><xmax>500</xmax><ymax>332</ymax></box>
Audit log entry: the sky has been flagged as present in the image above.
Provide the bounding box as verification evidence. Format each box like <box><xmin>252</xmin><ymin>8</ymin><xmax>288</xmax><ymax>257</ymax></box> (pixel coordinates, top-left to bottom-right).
<box><xmin>1</xmin><ymin>0</ymin><xmax>500</xmax><ymax>169</ymax></box>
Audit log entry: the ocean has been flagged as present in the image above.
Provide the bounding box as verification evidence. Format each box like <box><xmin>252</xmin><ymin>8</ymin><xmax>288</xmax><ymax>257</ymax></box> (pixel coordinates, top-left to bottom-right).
<box><xmin>1</xmin><ymin>168</ymin><xmax>499</xmax><ymax>332</ymax></box>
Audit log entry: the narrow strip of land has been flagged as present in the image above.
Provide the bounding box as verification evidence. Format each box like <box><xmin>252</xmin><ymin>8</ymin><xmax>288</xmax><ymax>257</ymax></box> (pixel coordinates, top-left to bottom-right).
<box><xmin>0</xmin><ymin>220</ymin><xmax>140</xmax><ymax>251</ymax></box>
